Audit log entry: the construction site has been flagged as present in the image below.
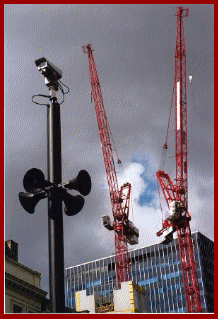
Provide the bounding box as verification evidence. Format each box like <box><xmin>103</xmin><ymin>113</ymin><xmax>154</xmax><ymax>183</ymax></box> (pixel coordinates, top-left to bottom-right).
<box><xmin>64</xmin><ymin>6</ymin><xmax>213</xmax><ymax>313</ymax></box>
<box><xmin>5</xmin><ymin>4</ymin><xmax>213</xmax><ymax>314</ymax></box>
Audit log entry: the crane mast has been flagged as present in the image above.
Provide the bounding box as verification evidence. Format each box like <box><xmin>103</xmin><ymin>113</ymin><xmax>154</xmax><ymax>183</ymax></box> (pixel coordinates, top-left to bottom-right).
<box><xmin>83</xmin><ymin>44</ymin><xmax>139</xmax><ymax>289</ymax></box>
<box><xmin>156</xmin><ymin>7</ymin><xmax>202</xmax><ymax>312</ymax></box>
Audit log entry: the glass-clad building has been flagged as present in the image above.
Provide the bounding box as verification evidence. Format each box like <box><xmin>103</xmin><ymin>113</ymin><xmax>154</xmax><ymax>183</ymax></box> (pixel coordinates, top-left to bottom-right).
<box><xmin>65</xmin><ymin>231</ymin><xmax>214</xmax><ymax>313</ymax></box>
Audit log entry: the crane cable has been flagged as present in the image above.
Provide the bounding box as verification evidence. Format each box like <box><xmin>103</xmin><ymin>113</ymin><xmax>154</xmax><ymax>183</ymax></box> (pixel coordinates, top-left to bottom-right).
<box><xmin>90</xmin><ymin>89</ymin><xmax>133</xmax><ymax>220</ymax></box>
<box><xmin>130</xmin><ymin>191</ymin><xmax>134</xmax><ymax>224</ymax></box>
<box><xmin>160</xmin><ymin>84</ymin><xmax>175</xmax><ymax>171</ymax></box>
<box><xmin>158</xmin><ymin>83</ymin><xmax>175</xmax><ymax>222</ymax></box>
<box><xmin>90</xmin><ymin>86</ymin><xmax>121</xmax><ymax>165</ymax></box>
<box><xmin>108</xmin><ymin>123</ymin><xmax>122</xmax><ymax>165</ymax></box>
<box><xmin>157</xmin><ymin>181</ymin><xmax>164</xmax><ymax>224</ymax></box>
<box><xmin>108</xmin><ymin>120</ymin><xmax>135</xmax><ymax>222</ymax></box>
<box><xmin>105</xmin><ymin>108</ymin><xmax>135</xmax><ymax>223</ymax></box>
<box><xmin>187</xmin><ymin>46</ymin><xmax>197</xmax><ymax>140</ymax></box>
<box><xmin>158</xmin><ymin>40</ymin><xmax>197</xmax><ymax>222</ymax></box>
<box><xmin>158</xmin><ymin>47</ymin><xmax>196</xmax><ymax>221</ymax></box>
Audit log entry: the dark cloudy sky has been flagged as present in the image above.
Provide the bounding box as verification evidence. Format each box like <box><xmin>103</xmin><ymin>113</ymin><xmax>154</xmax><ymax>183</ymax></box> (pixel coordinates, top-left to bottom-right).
<box><xmin>4</xmin><ymin>4</ymin><xmax>213</xmax><ymax>295</ymax></box>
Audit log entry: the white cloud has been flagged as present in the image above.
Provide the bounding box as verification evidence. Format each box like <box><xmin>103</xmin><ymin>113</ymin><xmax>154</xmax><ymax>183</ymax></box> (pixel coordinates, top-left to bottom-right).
<box><xmin>117</xmin><ymin>161</ymin><xmax>162</xmax><ymax>247</ymax></box>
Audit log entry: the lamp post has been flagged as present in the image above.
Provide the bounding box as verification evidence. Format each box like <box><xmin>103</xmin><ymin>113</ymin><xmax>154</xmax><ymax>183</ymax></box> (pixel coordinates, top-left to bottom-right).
<box><xmin>19</xmin><ymin>58</ymin><xmax>91</xmax><ymax>313</ymax></box>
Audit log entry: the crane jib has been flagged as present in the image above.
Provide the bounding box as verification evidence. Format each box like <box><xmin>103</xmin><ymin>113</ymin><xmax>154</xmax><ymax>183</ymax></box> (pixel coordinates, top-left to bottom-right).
<box><xmin>83</xmin><ymin>44</ymin><xmax>139</xmax><ymax>289</ymax></box>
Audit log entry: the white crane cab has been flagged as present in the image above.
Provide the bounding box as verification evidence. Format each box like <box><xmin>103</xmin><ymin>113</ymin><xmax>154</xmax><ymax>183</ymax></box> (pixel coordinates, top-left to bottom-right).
<box><xmin>168</xmin><ymin>201</ymin><xmax>181</xmax><ymax>222</ymax></box>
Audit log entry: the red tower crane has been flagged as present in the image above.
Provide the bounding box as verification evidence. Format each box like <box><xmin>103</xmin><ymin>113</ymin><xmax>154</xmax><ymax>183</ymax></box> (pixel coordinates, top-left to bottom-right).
<box><xmin>156</xmin><ymin>7</ymin><xmax>202</xmax><ymax>312</ymax></box>
<box><xmin>83</xmin><ymin>44</ymin><xmax>139</xmax><ymax>289</ymax></box>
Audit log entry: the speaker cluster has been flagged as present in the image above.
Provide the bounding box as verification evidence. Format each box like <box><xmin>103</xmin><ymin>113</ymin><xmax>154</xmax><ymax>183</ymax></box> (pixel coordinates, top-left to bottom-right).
<box><xmin>19</xmin><ymin>168</ymin><xmax>91</xmax><ymax>216</ymax></box>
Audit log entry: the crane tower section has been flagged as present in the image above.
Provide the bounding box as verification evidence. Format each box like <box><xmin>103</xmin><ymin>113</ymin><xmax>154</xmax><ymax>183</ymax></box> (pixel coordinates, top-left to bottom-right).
<box><xmin>174</xmin><ymin>6</ymin><xmax>188</xmax><ymax>209</ymax></box>
<box><xmin>83</xmin><ymin>44</ymin><xmax>139</xmax><ymax>288</ymax></box>
<box><xmin>156</xmin><ymin>7</ymin><xmax>202</xmax><ymax>312</ymax></box>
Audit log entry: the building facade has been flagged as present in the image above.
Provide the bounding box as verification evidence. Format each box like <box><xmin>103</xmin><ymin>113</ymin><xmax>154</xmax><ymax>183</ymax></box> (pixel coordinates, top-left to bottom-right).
<box><xmin>5</xmin><ymin>240</ymin><xmax>48</xmax><ymax>313</ymax></box>
<box><xmin>65</xmin><ymin>231</ymin><xmax>214</xmax><ymax>313</ymax></box>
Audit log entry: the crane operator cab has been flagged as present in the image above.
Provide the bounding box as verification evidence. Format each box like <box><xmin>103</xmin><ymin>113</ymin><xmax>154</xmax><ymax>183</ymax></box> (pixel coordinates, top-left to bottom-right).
<box><xmin>168</xmin><ymin>201</ymin><xmax>181</xmax><ymax>223</ymax></box>
<box><xmin>159</xmin><ymin>201</ymin><xmax>181</xmax><ymax>245</ymax></box>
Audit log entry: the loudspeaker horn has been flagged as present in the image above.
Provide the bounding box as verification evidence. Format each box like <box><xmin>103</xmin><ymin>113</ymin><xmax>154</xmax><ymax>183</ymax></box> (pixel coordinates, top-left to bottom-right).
<box><xmin>19</xmin><ymin>190</ymin><xmax>46</xmax><ymax>214</ymax></box>
<box><xmin>23</xmin><ymin>168</ymin><xmax>46</xmax><ymax>193</ymax></box>
<box><xmin>67</xmin><ymin>170</ymin><xmax>91</xmax><ymax>196</ymax></box>
<box><xmin>63</xmin><ymin>191</ymin><xmax>85</xmax><ymax>216</ymax></box>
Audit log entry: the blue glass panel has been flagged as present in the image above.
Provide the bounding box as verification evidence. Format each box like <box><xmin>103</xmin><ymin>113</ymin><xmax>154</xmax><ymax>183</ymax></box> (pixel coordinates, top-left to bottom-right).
<box><xmin>138</xmin><ymin>277</ymin><xmax>158</xmax><ymax>286</ymax></box>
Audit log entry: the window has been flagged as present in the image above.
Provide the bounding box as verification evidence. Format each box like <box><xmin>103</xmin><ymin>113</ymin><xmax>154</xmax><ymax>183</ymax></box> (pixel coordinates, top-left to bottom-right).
<box><xmin>138</xmin><ymin>277</ymin><xmax>158</xmax><ymax>286</ymax></box>
<box><xmin>13</xmin><ymin>304</ymin><xmax>23</xmax><ymax>313</ymax></box>
<box><xmin>162</xmin><ymin>270</ymin><xmax>180</xmax><ymax>280</ymax></box>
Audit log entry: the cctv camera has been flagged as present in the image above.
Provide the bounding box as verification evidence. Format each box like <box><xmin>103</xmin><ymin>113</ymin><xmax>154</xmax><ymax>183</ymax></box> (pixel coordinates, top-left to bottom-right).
<box><xmin>35</xmin><ymin>57</ymin><xmax>62</xmax><ymax>90</ymax></box>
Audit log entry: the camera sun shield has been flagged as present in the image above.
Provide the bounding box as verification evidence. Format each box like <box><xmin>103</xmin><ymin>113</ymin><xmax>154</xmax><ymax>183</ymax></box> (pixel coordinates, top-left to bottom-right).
<box><xmin>35</xmin><ymin>57</ymin><xmax>62</xmax><ymax>90</ymax></box>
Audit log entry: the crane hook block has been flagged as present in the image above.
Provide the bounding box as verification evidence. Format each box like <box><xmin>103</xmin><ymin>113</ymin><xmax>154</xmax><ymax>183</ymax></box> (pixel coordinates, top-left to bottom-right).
<box><xmin>163</xmin><ymin>143</ymin><xmax>168</xmax><ymax>149</ymax></box>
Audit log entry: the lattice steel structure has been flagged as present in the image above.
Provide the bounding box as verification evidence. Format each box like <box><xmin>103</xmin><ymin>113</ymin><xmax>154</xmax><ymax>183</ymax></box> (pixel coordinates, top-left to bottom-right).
<box><xmin>83</xmin><ymin>44</ymin><xmax>139</xmax><ymax>289</ymax></box>
<box><xmin>156</xmin><ymin>6</ymin><xmax>202</xmax><ymax>312</ymax></box>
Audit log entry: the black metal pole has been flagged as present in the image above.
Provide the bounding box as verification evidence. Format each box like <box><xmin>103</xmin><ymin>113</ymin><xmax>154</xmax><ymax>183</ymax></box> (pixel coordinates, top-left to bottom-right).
<box><xmin>47</xmin><ymin>89</ymin><xmax>65</xmax><ymax>313</ymax></box>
